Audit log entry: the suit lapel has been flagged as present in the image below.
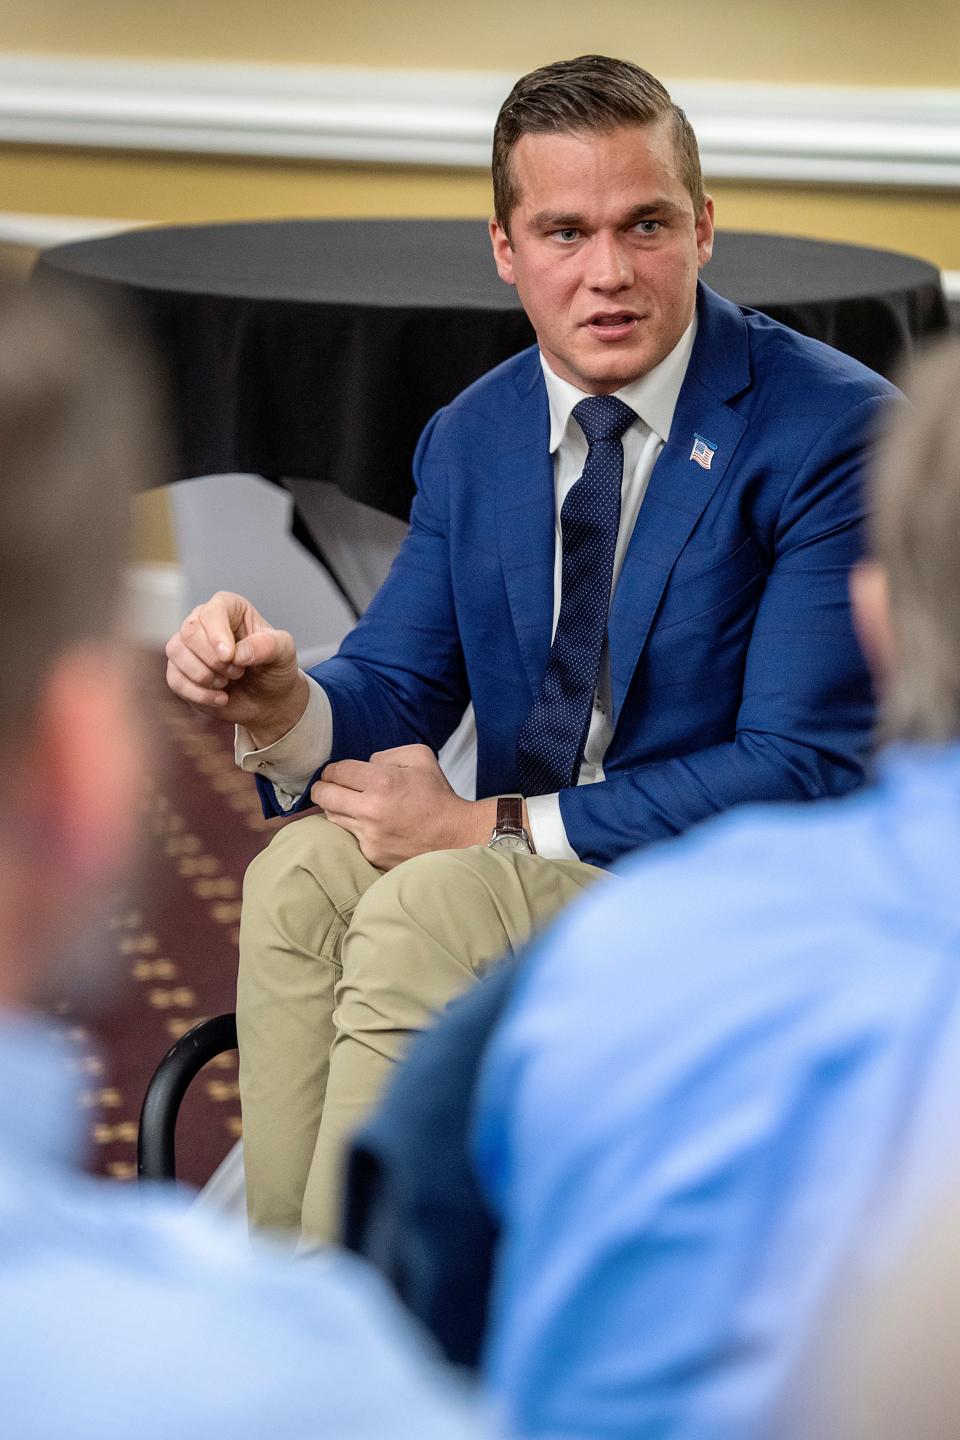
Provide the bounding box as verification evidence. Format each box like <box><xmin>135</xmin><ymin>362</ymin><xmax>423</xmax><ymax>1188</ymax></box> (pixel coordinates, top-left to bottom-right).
<box><xmin>494</xmin><ymin>287</ymin><xmax>754</xmax><ymax>717</ymax></box>
<box><xmin>607</xmin><ymin>284</ymin><xmax>752</xmax><ymax>726</ymax></box>
<box><xmin>495</xmin><ymin>354</ymin><xmax>555</xmax><ymax>698</ymax></box>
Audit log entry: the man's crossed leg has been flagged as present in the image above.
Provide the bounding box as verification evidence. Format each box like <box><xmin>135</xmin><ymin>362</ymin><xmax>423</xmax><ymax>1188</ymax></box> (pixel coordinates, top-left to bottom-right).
<box><xmin>237</xmin><ymin>814</ymin><xmax>603</xmax><ymax>1243</ymax></box>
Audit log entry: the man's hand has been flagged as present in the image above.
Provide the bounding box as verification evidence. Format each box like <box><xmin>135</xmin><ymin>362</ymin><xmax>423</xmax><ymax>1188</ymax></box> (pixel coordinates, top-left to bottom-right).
<box><xmin>165</xmin><ymin>591</ymin><xmax>308</xmax><ymax>747</ymax></box>
<box><xmin>311</xmin><ymin>744</ymin><xmax>497</xmax><ymax>871</ymax></box>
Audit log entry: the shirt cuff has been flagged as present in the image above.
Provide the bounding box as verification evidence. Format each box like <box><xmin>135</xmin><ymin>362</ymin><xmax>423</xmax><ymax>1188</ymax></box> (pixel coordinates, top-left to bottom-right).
<box><xmin>526</xmin><ymin>793</ymin><xmax>579</xmax><ymax>861</ymax></box>
<box><xmin>235</xmin><ymin>674</ymin><xmax>333</xmax><ymax>810</ymax></box>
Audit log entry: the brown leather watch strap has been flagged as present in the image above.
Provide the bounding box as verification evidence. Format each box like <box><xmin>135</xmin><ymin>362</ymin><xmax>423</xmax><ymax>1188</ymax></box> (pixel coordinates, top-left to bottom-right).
<box><xmin>496</xmin><ymin>795</ymin><xmax>524</xmax><ymax>831</ymax></box>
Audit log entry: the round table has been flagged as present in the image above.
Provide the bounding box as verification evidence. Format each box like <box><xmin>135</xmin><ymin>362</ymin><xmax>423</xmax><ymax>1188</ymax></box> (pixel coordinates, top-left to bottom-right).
<box><xmin>38</xmin><ymin>219</ymin><xmax>949</xmax><ymax>521</ymax></box>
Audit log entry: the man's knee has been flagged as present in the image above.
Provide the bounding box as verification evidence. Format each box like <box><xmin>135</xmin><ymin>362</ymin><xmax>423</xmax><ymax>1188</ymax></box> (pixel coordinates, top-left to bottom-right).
<box><xmin>351</xmin><ymin>847</ymin><xmax>485</xmax><ymax>929</ymax></box>
<box><xmin>239</xmin><ymin>817</ymin><xmax>375</xmax><ymax>986</ymax></box>
<box><xmin>244</xmin><ymin>813</ymin><xmax>322</xmax><ymax>883</ymax></box>
<box><xmin>346</xmin><ymin>846</ymin><xmax>523</xmax><ymax>982</ymax></box>
<box><xmin>242</xmin><ymin>815</ymin><xmax>356</xmax><ymax>908</ymax></box>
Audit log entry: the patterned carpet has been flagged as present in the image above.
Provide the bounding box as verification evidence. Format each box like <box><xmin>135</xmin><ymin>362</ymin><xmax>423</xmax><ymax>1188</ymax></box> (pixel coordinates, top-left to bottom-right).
<box><xmin>50</xmin><ymin>658</ymin><xmax>278</xmax><ymax>1191</ymax></box>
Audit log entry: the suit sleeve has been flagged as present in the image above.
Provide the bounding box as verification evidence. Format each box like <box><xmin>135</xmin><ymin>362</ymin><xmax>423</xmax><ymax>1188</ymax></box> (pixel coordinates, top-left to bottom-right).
<box><xmin>256</xmin><ymin>410</ymin><xmax>470</xmax><ymax>818</ymax></box>
<box><xmin>558</xmin><ymin>394</ymin><xmax>892</xmax><ymax>866</ymax></box>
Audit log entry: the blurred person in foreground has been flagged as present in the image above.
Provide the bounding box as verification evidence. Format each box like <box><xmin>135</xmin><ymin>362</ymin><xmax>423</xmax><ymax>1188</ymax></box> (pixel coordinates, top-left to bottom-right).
<box><xmin>348</xmin><ymin>337</ymin><xmax>960</xmax><ymax>1437</ymax></box>
<box><xmin>0</xmin><ymin>276</ymin><xmax>477</xmax><ymax>1439</ymax></box>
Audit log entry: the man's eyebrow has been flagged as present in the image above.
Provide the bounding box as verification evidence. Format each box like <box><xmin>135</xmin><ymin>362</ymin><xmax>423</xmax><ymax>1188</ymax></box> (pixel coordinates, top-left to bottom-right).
<box><xmin>623</xmin><ymin>200</ymin><xmax>687</xmax><ymax>222</ymax></box>
<box><xmin>528</xmin><ymin>210</ymin><xmax>586</xmax><ymax>230</ymax></box>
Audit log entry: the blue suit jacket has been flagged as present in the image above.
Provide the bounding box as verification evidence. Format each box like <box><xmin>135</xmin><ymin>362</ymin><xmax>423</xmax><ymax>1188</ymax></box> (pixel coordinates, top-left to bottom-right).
<box><xmin>261</xmin><ymin>282</ymin><xmax>897</xmax><ymax>867</ymax></box>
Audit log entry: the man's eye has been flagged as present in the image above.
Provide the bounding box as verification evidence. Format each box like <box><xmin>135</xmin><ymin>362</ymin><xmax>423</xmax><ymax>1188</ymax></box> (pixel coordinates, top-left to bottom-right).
<box><xmin>554</xmin><ymin>228</ymin><xmax>580</xmax><ymax>243</ymax></box>
<box><xmin>635</xmin><ymin>220</ymin><xmax>661</xmax><ymax>235</ymax></box>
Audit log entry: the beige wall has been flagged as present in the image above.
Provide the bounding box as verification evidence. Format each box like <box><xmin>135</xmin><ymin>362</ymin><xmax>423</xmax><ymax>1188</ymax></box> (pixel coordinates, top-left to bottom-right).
<box><xmin>132</xmin><ymin>490</ymin><xmax>177</xmax><ymax>566</ymax></box>
<box><xmin>2</xmin><ymin>148</ymin><xmax>957</xmax><ymax>271</ymax></box>
<box><xmin>2</xmin><ymin>1</ymin><xmax>957</xmax><ymax>267</ymax></box>
<box><xmin>1</xmin><ymin>1</ymin><xmax>957</xmax><ymax>266</ymax></box>
<box><xmin>3</xmin><ymin>0</ymin><xmax>959</xmax><ymax>85</ymax></box>
<box><xmin>4</xmin><ymin>2</ymin><xmax>957</xmax><ymax>563</ymax></box>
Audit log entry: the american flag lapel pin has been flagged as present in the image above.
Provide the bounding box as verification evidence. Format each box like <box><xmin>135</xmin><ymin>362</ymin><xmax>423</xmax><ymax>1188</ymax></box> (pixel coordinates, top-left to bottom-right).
<box><xmin>690</xmin><ymin>433</ymin><xmax>717</xmax><ymax>470</ymax></box>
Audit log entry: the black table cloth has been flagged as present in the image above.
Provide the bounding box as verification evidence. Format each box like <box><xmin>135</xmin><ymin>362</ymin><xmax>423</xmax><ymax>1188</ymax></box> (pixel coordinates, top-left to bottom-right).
<box><xmin>37</xmin><ymin>219</ymin><xmax>949</xmax><ymax>521</ymax></box>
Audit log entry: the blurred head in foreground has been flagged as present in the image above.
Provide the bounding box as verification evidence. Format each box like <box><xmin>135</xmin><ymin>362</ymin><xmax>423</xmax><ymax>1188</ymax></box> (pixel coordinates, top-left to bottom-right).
<box><xmin>850</xmin><ymin>336</ymin><xmax>960</xmax><ymax>743</ymax></box>
<box><xmin>0</xmin><ymin>274</ymin><xmax>165</xmax><ymax>1011</ymax></box>
<box><xmin>802</xmin><ymin>337</ymin><xmax>960</xmax><ymax>1439</ymax></box>
<box><xmin>0</xmin><ymin>275</ymin><xmax>479</xmax><ymax>1440</ymax></box>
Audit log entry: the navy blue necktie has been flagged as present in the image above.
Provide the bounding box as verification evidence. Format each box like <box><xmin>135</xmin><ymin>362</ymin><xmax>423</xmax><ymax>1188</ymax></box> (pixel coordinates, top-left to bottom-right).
<box><xmin>516</xmin><ymin>394</ymin><xmax>637</xmax><ymax>795</ymax></box>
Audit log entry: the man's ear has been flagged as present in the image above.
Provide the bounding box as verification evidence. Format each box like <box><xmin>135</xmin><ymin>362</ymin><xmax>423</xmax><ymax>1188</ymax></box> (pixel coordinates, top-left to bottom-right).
<box><xmin>25</xmin><ymin>643</ymin><xmax>143</xmax><ymax>890</ymax></box>
<box><xmin>696</xmin><ymin>196</ymin><xmax>715</xmax><ymax>269</ymax></box>
<box><xmin>489</xmin><ymin>216</ymin><xmax>517</xmax><ymax>286</ymax></box>
<box><xmin>850</xmin><ymin>560</ymin><xmax>897</xmax><ymax>689</ymax></box>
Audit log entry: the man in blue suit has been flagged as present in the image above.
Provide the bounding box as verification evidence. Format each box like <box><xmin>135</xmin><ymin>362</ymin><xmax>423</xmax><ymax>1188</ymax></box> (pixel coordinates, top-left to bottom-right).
<box><xmin>166</xmin><ymin>55</ymin><xmax>896</xmax><ymax>1245</ymax></box>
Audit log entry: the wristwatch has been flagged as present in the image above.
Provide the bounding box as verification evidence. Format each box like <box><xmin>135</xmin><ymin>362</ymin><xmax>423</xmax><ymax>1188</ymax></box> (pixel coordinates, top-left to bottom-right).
<box><xmin>487</xmin><ymin>795</ymin><xmax>536</xmax><ymax>855</ymax></box>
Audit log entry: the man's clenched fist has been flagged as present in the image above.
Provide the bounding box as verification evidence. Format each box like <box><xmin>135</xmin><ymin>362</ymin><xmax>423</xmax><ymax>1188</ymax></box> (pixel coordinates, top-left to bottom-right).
<box><xmin>165</xmin><ymin>591</ymin><xmax>308</xmax><ymax>747</ymax></box>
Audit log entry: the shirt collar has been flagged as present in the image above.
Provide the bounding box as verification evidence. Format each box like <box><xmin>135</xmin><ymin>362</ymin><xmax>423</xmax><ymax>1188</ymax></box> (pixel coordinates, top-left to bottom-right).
<box><xmin>540</xmin><ymin>314</ymin><xmax>698</xmax><ymax>453</ymax></box>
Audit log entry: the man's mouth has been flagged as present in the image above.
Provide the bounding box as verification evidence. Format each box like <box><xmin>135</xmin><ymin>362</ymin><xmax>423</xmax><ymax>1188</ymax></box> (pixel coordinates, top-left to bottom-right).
<box><xmin>584</xmin><ymin>312</ymin><xmax>641</xmax><ymax>339</ymax></box>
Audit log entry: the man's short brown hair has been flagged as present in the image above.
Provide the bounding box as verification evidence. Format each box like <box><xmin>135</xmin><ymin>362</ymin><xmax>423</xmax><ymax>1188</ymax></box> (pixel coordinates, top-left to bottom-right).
<box><xmin>0</xmin><ymin>275</ymin><xmax>167</xmax><ymax>745</ymax></box>
<box><xmin>870</xmin><ymin>339</ymin><xmax>960</xmax><ymax>743</ymax></box>
<box><xmin>492</xmin><ymin>54</ymin><xmax>705</xmax><ymax>236</ymax></box>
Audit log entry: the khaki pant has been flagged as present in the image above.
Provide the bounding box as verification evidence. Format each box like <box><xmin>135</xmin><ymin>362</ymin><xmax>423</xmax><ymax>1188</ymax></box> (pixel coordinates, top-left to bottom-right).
<box><xmin>236</xmin><ymin>814</ymin><xmax>603</xmax><ymax>1244</ymax></box>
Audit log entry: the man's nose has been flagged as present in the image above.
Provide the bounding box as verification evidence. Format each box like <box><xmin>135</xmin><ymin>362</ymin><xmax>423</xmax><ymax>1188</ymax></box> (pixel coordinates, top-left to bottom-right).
<box><xmin>586</xmin><ymin>232</ymin><xmax>634</xmax><ymax>291</ymax></box>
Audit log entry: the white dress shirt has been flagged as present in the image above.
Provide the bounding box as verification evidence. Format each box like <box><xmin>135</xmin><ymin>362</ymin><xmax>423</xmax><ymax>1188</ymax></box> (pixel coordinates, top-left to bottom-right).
<box><xmin>237</xmin><ymin>317</ymin><xmax>696</xmax><ymax>861</ymax></box>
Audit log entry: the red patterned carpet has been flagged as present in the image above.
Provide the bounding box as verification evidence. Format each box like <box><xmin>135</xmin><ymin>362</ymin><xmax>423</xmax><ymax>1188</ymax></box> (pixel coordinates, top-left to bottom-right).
<box><xmin>49</xmin><ymin>657</ymin><xmax>279</xmax><ymax>1191</ymax></box>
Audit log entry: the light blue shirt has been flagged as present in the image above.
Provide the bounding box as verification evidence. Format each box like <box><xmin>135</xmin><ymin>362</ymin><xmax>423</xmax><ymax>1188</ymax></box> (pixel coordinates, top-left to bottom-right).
<box><xmin>0</xmin><ymin>1012</ymin><xmax>479</xmax><ymax>1439</ymax></box>
<box><xmin>474</xmin><ymin>745</ymin><xmax>960</xmax><ymax>1439</ymax></box>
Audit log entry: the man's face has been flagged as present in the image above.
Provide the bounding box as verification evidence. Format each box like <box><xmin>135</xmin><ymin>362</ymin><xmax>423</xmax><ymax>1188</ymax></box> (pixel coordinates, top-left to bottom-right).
<box><xmin>490</xmin><ymin>121</ymin><xmax>714</xmax><ymax>394</ymax></box>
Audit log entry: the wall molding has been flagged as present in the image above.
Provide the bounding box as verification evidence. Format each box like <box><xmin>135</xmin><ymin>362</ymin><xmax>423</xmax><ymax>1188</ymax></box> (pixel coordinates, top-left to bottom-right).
<box><xmin>0</xmin><ymin>52</ymin><xmax>958</xmax><ymax>189</ymax></box>
<box><xmin>0</xmin><ymin>211</ymin><xmax>142</xmax><ymax>247</ymax></box>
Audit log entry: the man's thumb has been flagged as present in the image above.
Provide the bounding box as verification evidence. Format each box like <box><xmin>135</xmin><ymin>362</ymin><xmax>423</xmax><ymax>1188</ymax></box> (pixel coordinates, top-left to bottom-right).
<box><xmin>234</xmin><ymin>629</ymin><xmax>293</xmax><ymax>669</ymax></box>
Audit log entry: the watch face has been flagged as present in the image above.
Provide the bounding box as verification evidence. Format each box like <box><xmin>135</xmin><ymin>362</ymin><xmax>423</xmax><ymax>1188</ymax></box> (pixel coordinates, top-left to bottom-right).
<box><xmin>489</xmin><ymin>832</ymin><xmax>532</xmax><ymax>854</ymax></box>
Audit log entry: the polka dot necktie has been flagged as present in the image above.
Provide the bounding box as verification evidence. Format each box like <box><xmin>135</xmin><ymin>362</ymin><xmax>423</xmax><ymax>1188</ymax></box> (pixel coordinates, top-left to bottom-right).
<box><xmin>516</xmin><ymin>394</ymin><xmax>637</xmax><ymax>795</ymax></box>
